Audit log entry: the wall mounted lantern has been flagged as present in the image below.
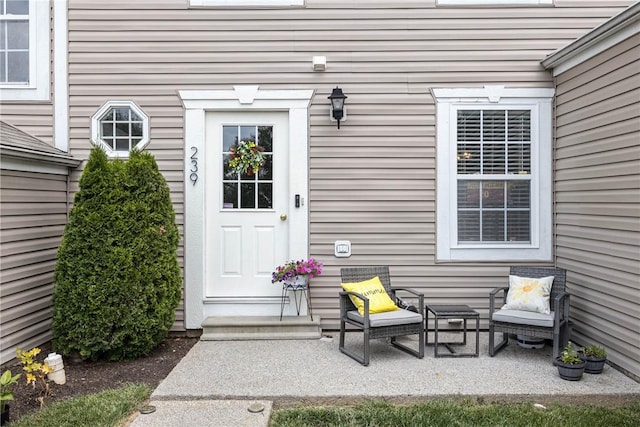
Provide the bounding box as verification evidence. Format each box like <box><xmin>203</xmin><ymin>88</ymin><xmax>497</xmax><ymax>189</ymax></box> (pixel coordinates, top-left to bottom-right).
<box><xmin>328</xmin><ymin>86</ymin><xmax>347</xmax><ymax>129</ymax></box>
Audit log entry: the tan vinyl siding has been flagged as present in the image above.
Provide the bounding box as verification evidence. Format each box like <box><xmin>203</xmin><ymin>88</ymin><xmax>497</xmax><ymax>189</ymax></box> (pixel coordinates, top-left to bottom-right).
<box><xmin>66</xmin><ymin>0</ymin><xmax>633</xmax><ymax>332</ymax></box>
<box><xmin>0</xmin><ymin>171</ymin><xmax>69</xmax><ymax>365</ymax></box>
<box><xmin>553</xmin><ymin>33</ymin><xmax>640</xmax><ymax>379</ymax></box>
<box><xmin>0</xmin><ymin>105</ymin><xmax>55</xmax><ymax>146</ymax></box>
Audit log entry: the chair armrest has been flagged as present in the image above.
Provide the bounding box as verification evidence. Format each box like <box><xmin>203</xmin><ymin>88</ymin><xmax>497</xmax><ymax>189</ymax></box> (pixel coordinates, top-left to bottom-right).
<box><xmin>390</xmin><ymin>287</ymin><xmax>422</xmax><ymax>297</ymax></box>
<box><xmin>553</xmin><ymin>292</ymin><xmax>570</xmax><ymax>322</ymax></box>
<box><xmin>339</xmin><ymin>291</ymin><xmax>370</xmax><ymax>323</ymax></box>
<box><xmin>340</xmin><ymin>290</ymin><xmax>367</xmax><ymax>301</ymax></box>
<box><xmin>390</xmin><ymin>287</ymin><xmax>424</xmax><ymax>313</ymax></box>
<box><xmin>489</xmin><ymin>287</ymin><xmax>509</xmax><ymax>314</ymax></box>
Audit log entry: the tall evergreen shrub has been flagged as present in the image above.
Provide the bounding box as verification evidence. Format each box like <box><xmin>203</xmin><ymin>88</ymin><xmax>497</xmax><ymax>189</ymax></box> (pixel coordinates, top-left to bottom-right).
<box><xmin>53</xmin><ymin>148</ymin><xmax>181</xmax><ymax>360</ymax></box>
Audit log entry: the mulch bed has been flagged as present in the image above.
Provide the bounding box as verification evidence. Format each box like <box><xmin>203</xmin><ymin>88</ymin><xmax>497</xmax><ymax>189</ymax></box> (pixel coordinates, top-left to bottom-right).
<box><xmin>4</xmin><ymin>336</ymin><xmax>198</xmax><ymax>422</ymax></box>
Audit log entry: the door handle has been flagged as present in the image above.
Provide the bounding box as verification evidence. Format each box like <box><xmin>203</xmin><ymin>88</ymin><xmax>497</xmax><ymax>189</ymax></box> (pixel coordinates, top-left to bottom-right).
<box><xmin>280</xmin><ymin>214</ymin><xmax>288</xmax><ymax>221</ymax></box>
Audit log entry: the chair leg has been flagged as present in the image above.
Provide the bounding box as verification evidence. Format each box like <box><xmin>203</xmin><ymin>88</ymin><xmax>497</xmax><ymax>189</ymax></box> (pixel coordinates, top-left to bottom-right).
<box><xmin>339</xmin><ymin>321</ymin><xmax>369</xmax><ymax>366</ymax></box>
<box><xmin>489</xmin><ymin>324</ymin><xmax>494</xmax><ymax>356</ymax></box>
<box><xmin>552</xmin><ymin>323</ymin><xmax>570</xmax><ymax>360</ymax></box>
<box><xmin>489</xmin><ymin>324</ymin><xmax>509</xmax><ymax>357</ymax></box>
<box><xmin>363</xmin><ymin>329</ymin><xmax>370</xmax><ymax>366</ymax></box>
<box><xmin>390</xmin><ymin>331</ymin><xmax>424</xmax><ymax>359</ymax></box>
<box><xmin>419</xmin><ymin>322</ymin><xmax>425</xmax><ymax>358</ymax></box>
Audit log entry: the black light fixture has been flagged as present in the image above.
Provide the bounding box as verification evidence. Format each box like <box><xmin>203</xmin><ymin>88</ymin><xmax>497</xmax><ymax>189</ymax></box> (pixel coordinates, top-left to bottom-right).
<box><xmin>328</xmin><ymin>86</ymin><xmax>347</xmax><ymax>129</ymax></box>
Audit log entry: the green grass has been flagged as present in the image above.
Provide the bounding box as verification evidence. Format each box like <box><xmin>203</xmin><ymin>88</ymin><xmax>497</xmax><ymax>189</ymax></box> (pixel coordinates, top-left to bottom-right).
<box><xmin>8</xmin><ymin>383</ymin><xmax>151</xmax><ymax>427</ymax></box>
<box><xmin>271</xmin><ymin>400</ymin><xmax>640</xmax><ymax>427</ymax></box>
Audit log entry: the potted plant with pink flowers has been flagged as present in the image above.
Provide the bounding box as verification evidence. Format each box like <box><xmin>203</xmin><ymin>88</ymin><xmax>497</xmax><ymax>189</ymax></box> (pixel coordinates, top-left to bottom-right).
<box><xmin>271</xmin><ymin>258</ymin><xmax>323</xmax><ymax>287</ymax></box>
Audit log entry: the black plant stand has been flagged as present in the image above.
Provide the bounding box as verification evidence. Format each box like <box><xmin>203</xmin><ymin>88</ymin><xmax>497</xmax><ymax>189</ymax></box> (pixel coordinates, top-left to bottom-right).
<box><xmin>280</xmin><ymin>283</ymin><xmax>313</xmax><ymax>321</ymax></box>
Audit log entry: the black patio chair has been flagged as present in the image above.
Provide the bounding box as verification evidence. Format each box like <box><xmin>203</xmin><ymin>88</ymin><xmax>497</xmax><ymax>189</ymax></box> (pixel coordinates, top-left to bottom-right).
<box><xmin>489</xmin><ymin>266</ymin><xmax>569</xmax><ymax>360</ymax></box>
<box><xmin>339</xmin><ymin>266</ymin><xmax>424</xmax><ymax>366</ymax></box>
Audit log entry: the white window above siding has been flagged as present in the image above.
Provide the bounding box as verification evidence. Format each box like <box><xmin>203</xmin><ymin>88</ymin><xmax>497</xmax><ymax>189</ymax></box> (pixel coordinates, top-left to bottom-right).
<box><xmin>434</xmin><ymin>86</ymin><xmax>554</xmax><ymax>262</ymax></box>
<box><xmin>189</xmin><ymin>0</ymin><xmax>304</xmax><ymax>6</ymax></box>
<box><xmin>91</xmin><ymin>101</ymin><xmax>150</xmax><ymax>159</ymax></box>
<box><xmin>0</xmin><ymin>0</ymin><xmax>49</xmax><ymax>101</ymax></box>
<box><xmin>437</xmin><ymin>0</ymin><xmax>552</xmax><ymax>5</ymax></box>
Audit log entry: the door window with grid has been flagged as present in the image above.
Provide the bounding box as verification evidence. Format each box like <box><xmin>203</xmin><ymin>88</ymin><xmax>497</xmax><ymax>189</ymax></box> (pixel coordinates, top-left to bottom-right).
<box><xmin>222</xmin><ymin>125</ymin><xmax>273</xmax><ymax>209</ymax></box>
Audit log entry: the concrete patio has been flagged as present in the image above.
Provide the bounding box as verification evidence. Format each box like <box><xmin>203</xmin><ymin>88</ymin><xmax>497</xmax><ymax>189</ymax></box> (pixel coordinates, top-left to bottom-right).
<box><xmin>130</xmin><ymin>332</ymin><xmax>640</xmax><ymax>426</ymax></box>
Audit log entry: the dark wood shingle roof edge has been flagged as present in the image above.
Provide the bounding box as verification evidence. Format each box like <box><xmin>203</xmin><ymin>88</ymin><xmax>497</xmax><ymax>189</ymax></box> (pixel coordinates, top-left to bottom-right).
<box><xmin>0</xmin><ymin>121</ymin><xmax>81</xmax><ymax>167</ymax></box>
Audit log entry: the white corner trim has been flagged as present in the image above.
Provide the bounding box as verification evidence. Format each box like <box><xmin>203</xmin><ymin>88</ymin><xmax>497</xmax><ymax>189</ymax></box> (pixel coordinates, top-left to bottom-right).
<box><xmin>54</xmin><ymin>0</ymin><xmax>69</xmax><ymax>152</ymax></box>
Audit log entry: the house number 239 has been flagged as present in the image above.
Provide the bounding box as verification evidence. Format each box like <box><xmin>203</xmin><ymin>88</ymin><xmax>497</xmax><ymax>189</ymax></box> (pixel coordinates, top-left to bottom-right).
<box><xmin>189</xmin><ymin>147</ymin><xmax>198</xmax><ymax>185</ymax></box>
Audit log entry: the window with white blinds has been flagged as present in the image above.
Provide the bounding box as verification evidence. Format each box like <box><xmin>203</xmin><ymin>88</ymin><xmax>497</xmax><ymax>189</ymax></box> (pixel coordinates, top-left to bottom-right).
<box><xmin>456</xmin><ymin>109</ymin><xmax>531</xmax><ymax>243</ymax></box>
<box><xmin>434</xmin><ymin>86</ymin><xmax>554</xmax><ymax>262</ymax></box>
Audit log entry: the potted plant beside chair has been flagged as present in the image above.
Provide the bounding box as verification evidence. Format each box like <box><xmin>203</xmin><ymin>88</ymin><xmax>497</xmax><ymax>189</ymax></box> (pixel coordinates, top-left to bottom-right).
<box><xmin>555</xmin><ymin>341</ymin><xmax>586</xmax><ymax>381</ymax></box>
<box><xmin>579</xmin><ymin>344</ymin><xmax>607</xmax><ymax>374</ymax></box>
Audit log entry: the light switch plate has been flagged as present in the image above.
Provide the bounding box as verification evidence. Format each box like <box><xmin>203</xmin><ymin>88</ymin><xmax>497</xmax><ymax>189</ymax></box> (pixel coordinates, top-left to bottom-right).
<box><xmin>334</xmin><ymin>240</ymin><xmax>351</xmax><ymax>257</ymax></box>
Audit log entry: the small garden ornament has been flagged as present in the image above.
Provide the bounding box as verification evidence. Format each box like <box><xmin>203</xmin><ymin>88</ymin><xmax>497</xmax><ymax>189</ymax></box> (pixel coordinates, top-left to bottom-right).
<box><xmin>555</xmin><ymin>341</ymin><xmax>586</xmax><ymax>381</ymax></box>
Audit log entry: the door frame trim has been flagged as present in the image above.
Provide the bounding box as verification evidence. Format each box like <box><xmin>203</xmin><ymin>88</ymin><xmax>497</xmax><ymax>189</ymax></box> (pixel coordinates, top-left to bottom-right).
<box><xmin>179</xmin><ymin>86</ymin><xmax>314</xmax><ymax>328</ymax></box>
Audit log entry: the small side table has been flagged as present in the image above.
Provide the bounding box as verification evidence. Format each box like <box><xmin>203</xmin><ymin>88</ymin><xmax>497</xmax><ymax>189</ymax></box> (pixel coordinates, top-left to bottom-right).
<box><xmin>280</xmin><ymin>283</ymin><xmax>313</xmax><ymax>321</ymax></box>
<box><xmin>426</xmin><ymin>304</ymin><xmax>479</xmax><ymax>357</ymax></box>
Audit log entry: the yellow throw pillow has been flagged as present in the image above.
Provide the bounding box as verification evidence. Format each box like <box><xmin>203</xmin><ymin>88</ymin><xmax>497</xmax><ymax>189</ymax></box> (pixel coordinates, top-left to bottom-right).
<box><xmin>502</xmin><ymin>275</ymin><xmax>554</xmax><ymax>314</ymax></box>
<box><xmin>341</xmin><ymin>276</ymin><xmax>399</xmax><ymax>315</ymax></box>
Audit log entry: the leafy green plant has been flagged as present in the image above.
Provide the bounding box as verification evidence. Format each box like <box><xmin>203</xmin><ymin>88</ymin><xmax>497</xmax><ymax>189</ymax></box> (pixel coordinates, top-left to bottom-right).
<box><xmin>228</xmin><ymin>140</ymin><xmax>265</xmax><ymax>175</ymax></box>
<box><xmin>53</xmin><ymin>148</ymin><xmax>181</xmax><ymax>361</ymax></box>
<box><xmin>558</xmin><ymin>341</ymin><xmax>582</xmax><ymax>365</ymax></box>
<box><xmin>0</xmin><ymin>369</ymin><xmax>21</xmax><ymax>414</ymax></box>
<box><xmin>16</xmin><ymin>348</ymin><xmax>52</xmax><ymax>407</ymax></box>
<box><xmin>582</xmin><ymin>344</ymin><xmax>606</xmax><ymax>359</ymax></box>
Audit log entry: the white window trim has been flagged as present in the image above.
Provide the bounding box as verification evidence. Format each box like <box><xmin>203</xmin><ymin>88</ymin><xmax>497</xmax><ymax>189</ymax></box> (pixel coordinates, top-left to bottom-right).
<box><xmin>433</xmin><ymin>86</ymin><xmax>554</xmax><ymax>262</ymax></box>
<box><xmin>0</xmin><ymin>0</ymin><xmax>50</xmax><ymax>101</ymax></box>
<box><xmin>90</xmin><ymin>100</ymin><xmax>150</xmax><ymax>159</ymax></box>
<box><xmin>189</xmin><ymin>0</ymin><xmax>304</xmax><ymax>7</ymax></box>
<box><xmin>438</xmin><ymin>0</ymin><xmax>552</xmax><ymax>5</ymax></box>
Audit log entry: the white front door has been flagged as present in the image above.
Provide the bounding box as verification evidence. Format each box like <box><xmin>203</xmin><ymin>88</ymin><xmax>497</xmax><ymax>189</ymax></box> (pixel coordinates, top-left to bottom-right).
<box><xmin>180</xmin><ymin>87</ymin><xmax>313</xmax><ymax>327</ymax></box>
<box><xmin>204</xmin><ymin>112</ymin><xmax>289</xmax><ymax>305</ymax></box>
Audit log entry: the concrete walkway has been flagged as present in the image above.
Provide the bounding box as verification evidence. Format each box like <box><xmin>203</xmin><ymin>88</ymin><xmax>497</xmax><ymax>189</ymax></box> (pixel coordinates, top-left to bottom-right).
<box><xmin>129</xmin><ymin>333</ymin><xmax>640</xmax><ymax>426</ymax></box>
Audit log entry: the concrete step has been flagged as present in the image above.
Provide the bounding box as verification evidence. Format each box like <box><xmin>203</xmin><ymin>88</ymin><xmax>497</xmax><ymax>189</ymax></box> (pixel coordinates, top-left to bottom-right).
<box><xmin>201</xmin><ymin>316</ymin><xmax>321</xmax><ymax>340</ymax></box>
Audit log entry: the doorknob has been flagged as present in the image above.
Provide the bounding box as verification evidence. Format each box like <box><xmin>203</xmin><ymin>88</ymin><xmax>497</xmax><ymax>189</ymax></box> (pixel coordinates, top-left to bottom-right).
<box><xmin>280</xmin><ymin>214</ymin><xmax>288</xmax><ymax>221</ymax></box>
